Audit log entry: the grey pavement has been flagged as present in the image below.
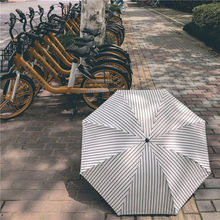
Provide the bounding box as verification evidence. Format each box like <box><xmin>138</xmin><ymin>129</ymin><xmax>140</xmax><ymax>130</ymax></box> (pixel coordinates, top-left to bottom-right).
<box><xmin>0</xmin><ymin>0</ymin><xmax>74</xmax><ymax>49</ymax></box>
<box><xmin>1</xmin><ymin>1</ymin><xmax>220</xmax><ymax>220</ymax></box>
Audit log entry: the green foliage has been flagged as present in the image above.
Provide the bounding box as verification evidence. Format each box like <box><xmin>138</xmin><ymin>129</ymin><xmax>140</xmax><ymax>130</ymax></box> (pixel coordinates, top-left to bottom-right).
<box><xmin>104</xmin><ymin>34</ymin><xmax>114</xmax><ymax>45</ymax></box>
<box><xmin>57</xmin><ymin>32</ymin><xmax>76</xmax><ymax>49</ymax></box>
<box><xmin>192</xmin><ymin>3</ymin><xmax>220</xmax><ymax>30</ymax></box>
<box><xmin>109</xmin><ymin>4</ymin><xmax>121</xmax><ymax>14</ymax></box>
<box><xmin>160</xmin><ymin>1</ymin><xmax>215</xmax><ymax>13</ymax></box>
<box><xmin>183</xmin><ymin>3</ymin><xmax>220</xmax><ymax>53</ymax></box>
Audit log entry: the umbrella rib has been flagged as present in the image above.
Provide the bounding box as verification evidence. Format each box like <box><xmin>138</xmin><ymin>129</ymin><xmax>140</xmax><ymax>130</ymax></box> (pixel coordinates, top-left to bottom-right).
<box><xmin>150</xmin><ymin>142</ymin><xmax>210</xmax><ymax>212</ymax></box>
<box><xmin>150</xmin><ymin>121</ymin><xmax>210</xmax><ymax>172</ymax></box>
<box><xmin>157</xmin><ymin>143</ymin><xmax>211</xmax><ymax>174</ymax></box>
<box><xmin>118</xmin><ymin>90</ymin><xmax>167</xmax><ymax>137</ymax></box>
<box><xmin>83</xmin><ymin>120</ymin><xmax>143</xmax><ymax>142</ymax></box>
<box><xmin>149</xmin><ymin>91</ymin><xmax>203</xmax><ymax>139</ymax></box>
<box><xmin>83</xmin><ymin>92</ymin><xmax>146</xmax><ymax>139</ymax></box>
<box><xmin>151</xmin><ymin>120</ymin><xmax>206</xmax><ymax>139</ymax></box>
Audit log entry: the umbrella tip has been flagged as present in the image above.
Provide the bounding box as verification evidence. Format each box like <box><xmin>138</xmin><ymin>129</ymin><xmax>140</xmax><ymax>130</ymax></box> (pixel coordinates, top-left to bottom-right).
<box><xmin>145</xmin><ymin>138</ymin><xmax>150</xmax><ymax>143</ymax></box>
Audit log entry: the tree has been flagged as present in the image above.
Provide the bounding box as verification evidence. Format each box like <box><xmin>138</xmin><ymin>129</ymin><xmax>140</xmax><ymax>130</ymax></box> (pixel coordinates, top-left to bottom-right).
<box><xmin>80</xmin><ymin>0</ymin><xmax>108</xmax><ymax>45</ymax></box>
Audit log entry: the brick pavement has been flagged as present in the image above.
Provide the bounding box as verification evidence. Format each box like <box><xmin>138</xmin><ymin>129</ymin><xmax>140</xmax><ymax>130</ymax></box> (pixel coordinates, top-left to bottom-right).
<box><xmin>1</xmin><ymin>2</ymin><xmax>220</xmax><ymax>220</ymax></box>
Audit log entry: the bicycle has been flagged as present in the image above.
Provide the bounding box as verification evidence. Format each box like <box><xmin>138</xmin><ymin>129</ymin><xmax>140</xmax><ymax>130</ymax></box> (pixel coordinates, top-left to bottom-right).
<box><xmin>15</xmin><ymin>9</ymin><xmax>132</xmax><ymax>88</ymax></box>
<box><xmin>0</xmin><ymin>17</ymin><xmax>129</xmax><ymax>119</ymax></box>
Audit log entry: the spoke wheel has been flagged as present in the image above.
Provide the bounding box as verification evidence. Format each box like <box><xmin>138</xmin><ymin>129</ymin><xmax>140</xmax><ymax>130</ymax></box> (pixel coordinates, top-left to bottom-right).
<box><xmin>81</xmin><ymin>66</ymin><xmax>129</xmax><ymax>110</ymax></box>
<box><xmin>106</xmin><ymin>30</ymin><xmax>120</xmax><ymax>46</ymax></box>
<box><xmin>95</xmin><ymin>59</ymin><xmax>132</xmax><ymax>88</ymax></box>
<box><xmin>0</xmin><ymin>73</ymin><xmax>35</xmax><ymax>120</ymax></box>
<box><xmin>108</xmin><ymin>17</ymin><xmax>122</xmax><ymax>26</ymax></box>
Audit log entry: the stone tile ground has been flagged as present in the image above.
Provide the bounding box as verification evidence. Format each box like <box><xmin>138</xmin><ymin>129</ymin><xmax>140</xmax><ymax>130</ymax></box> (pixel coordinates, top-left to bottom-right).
<box><xmin>1</xmin><ymin>2</ymin><xmax>220</xmax><ymax>220</ymax></box>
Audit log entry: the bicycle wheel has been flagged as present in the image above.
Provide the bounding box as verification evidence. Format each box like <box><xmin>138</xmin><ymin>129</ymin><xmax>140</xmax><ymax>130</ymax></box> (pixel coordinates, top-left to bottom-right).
<box><xmin>108</xmin><ymin>16</ymin><xmax>122</xmax><ymax>26</ymax></box>
<box><xmin>94</xmin><ymin>52</ymin><xmax>129</xmax><ymax>64</ymax></box>
<box><xmin>99</xmin><ymin>47</ymin><xmax>130</xmax><ymax>63</ymax></box>
<box><xmin>81</xmin><ymin>65</ymin><xmax>129</xmax><ymax>110</ymax></box>
<box><xmin>0</xmin><ymin>73</ymin><xmax>35</xmax><ymax>120</ymax></box>
<box><xmin>106</xmin><ymin>29</ymin><xmax>120</xmax><ymax>46</ymax></box>
<box><xmin>107</xmin><ymin>25</ymin><xmax>124</xmax><ymax>46</ymax></box>
<box><xmin>94</xmin><ymin>59</ymin><xmax>132</xmax><ymax>88</ymax></box>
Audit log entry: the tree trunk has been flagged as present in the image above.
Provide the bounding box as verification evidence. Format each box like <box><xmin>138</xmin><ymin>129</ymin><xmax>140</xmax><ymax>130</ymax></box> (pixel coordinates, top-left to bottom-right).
<box><xmin>80</xmin><ymin>0</ymin><xmax>106</xmax><ymax>45</ymax></box>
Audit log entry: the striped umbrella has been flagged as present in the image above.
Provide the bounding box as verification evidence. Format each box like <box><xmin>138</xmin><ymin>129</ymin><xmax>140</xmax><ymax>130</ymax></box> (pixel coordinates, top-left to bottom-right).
<box><xmin>80</xmin><ymin>90</ymin><xmax>211</xmax><ymax>215</ymax></box>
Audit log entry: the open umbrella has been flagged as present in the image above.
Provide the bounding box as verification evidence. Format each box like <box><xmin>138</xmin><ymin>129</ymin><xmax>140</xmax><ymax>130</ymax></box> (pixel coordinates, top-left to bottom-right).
<box><xmin>80</xmin><ymin>89</ymin><xmax>211</xmax><ymax>215</ymax></box>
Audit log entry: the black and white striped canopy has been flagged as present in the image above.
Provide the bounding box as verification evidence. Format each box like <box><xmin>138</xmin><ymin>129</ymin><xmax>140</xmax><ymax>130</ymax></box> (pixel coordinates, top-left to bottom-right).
<box><xmin>80</xmin><ymin>90</ymin><xmax>211</xmax><ymax>215</ymax></box>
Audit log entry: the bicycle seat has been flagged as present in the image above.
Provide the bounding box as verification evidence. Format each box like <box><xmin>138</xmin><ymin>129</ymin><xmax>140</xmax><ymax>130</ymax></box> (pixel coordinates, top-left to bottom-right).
<box><xmin>66</xmin><ymin>46</ymin><xmax>90</xmax><ymax>58</ymax></box>
<box><xmin>82</xmin><ymin>28</ymin><xmax>100</xmax><ymax>37</ymax></box>
<box><xmin>74</xmin><ymin>35</ymin><xmax>94</xmax><ymax>42</ymax></box>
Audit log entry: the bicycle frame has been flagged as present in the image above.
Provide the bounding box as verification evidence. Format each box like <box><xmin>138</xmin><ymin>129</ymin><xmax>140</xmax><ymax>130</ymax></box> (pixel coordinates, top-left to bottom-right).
<box><xmin>13</xmin><ymin>53</ymin><xmax>109</xmax><ymax>94</ymax></box>
<box><xmin>64</xmin><ymin>21</ymin><xmax>77</xmax><ymax>35</ymax></box>
<box><xmin>43</xmin><ymin>35</ymin><xmax>72</xmax><ymax>68</ymax></box>
<box><xmin>34</xmin><ymin>40</ymin><xmax>71</xmax><ymax>76</ymax></box>
<box><xmin>30</xmin><ymin>41</ymin><xmax>116</xmax><ymax>85</ymax></box>
<box><xmin>48</xmin><ymin>32</ymin><xmax>78</xmax><ymax>63</ymax></box>
<box><xmin>8</xmin><ymin>71</ymin><xmax>20</xmax><ymax>101</ymax></box>
<box><xmin>68</xmin><ymin>18</ymin><xmax>80</xmax><ymax>33</ymax></box>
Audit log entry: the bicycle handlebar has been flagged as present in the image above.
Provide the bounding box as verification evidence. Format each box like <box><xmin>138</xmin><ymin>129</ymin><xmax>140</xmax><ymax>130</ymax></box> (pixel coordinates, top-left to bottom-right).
<box><xmin>47</xmin><ymin>5</ymin><xmax>54</xmax><ymax>21</ymax></box>
<box><xmin>38</xmin><ymin>5</ymin><xmax>44</xmax><ymax>23</ymax></box>
<box><xmin>15</xmin><ymin>9</ymin><xmax>27</xmax><ymax>32</ymax></box>
<box><xmin>28</xmin><ymin>7</ymin><xmax>35</xmax><ymax>30</ymax></box>
<box><xmin>59</xmin><ymin>2</ymin><xmax>64</xmax><ymax>9</ymax></box>
<box><xmin>9</xmin><ymin>13</ymin><xmax>17</xmax><ymax>40</ymax></box>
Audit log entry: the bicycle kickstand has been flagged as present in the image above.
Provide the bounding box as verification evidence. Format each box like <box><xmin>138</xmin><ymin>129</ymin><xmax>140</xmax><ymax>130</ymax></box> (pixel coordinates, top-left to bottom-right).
<box><xmin>66</xmin><ymin>94</ymin><xmax>79</xmax><ymax>118</ymax></box>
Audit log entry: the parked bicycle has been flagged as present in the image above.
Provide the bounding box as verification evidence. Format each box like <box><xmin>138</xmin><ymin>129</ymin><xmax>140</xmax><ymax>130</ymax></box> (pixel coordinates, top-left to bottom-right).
<box><xmin>0</xmin><ymin>1</ymin><xmax>132</xmax><ymax>120</ymax></box>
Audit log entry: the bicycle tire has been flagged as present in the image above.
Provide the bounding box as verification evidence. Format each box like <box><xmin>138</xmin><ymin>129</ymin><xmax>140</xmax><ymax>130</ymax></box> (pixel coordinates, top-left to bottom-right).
<box><xmin>108</xmin><ymin>16</ymin><xmax>122</xmax><ymax>26</ymax></box>
<box><xmin>106</xmin><ymin>29</ymin><xmax>120</xmax><ymax>46</ymax></box>
<box><xmin>94</xmin><ymin>59</ymin><xmax>132</xmax><ymax>88</ymax></box>
<box><xmin>81</xmin><ymin>65</ymin><xmax>129</xmax><ymax>110</ymax></box>
<box><xmin>99</xmin><ymin>47</ymin><xmax>130</xmax><ymax>62</ymax></box>
<box><xmin>94</xmin><ymin>52</ymin><xmax>128</xmax><ymax>64</ymax></box>
<box><xmin>0</xmin><ymin>73</ymin><xmax>35</xmax><ymax>120</ymax></box>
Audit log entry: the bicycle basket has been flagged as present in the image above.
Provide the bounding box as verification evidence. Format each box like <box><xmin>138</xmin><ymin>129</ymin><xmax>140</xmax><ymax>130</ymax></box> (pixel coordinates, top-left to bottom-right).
<box><xmin>0</xmin><ymin>41</ymin><xmax>16</xmax><ymax>73</ymax></box>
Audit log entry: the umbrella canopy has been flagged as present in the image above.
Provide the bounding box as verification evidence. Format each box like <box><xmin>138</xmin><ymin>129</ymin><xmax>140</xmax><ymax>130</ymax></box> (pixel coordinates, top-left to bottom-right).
<box><xmin>80</xmin><ymin>90</ymin><xmax>211</xmax><ymax>215</ymax></box>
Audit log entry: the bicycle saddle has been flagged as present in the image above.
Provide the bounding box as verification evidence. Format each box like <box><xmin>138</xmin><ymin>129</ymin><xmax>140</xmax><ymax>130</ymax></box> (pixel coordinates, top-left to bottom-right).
<box><xmin>66</xmin><ymin>46</ymin><xmax>90</xmax><ymax>58</ymax></box>
<box><xmin>82</xmin><ymin>28</ymin><xmax>100</xmax><ymax>37</ymax></box>
<box><xmin>74</xmin><ymin>35</ymin><xmax>94</xmax><ymax>42</ymax></box>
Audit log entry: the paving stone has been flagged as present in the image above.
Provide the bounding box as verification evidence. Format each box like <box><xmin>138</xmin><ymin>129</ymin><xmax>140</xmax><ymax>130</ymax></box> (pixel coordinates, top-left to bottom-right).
<box><xmin>136</xmin><ymin>217</ymin><xmax>152</xmax><ymax>220</ymax></box>
<box><xmin>106</xmin><ymin>214</ymin><xmax>121</xmax><ymax>220</ymax></box>
<box><xmin>182</xmin><ymin>197</ymin><xmax>198</xmax><ymax>213</ymax></box>
<box><xmin>196</xmin><ymin>200</ymin><xmax>215</xmax><ymax>212</ymax></box>
<box><xmin>60</xmin><ymin>200</ymin><xmax>91</xmax><ymax>212</ymax></box>
<box><xmin>170</xmin><ymin>210</ymin><xmax>186</xmax><ymax>220</ymax></box>
<box><xmin>194</xmin><ymin>189</ymin><xmax>220</xmax><ymax>200</ymax></box>
<box><xmin>1</xmin><ymin>213</ymin><xmax>44</xmax><ymax>220</ymax></box>
<box><xmin>0</xmin><ymin>213</ymin><xmax>13</xmax><ymax>220</ymax></box>
<box><xmin>212</xmin><ymin>200</ymin><xmax>220</xmax><ymax>211</ymax></box>
<box><xmin>152</xmin><ymin>216</ymin><xmax>169</xmax><ymax>220</ymax></box>
<box><xmin>201</xmin><ymin>212</ymin><xmax>220</xmax><ymax>220</ymax></box>
<box><xmin>121</xmin><ymin>217</ymin><xmax>135</xmax><ymax>220</ymax></box>
<box><xmin>183</xmin><ymin>214</ymin><xmax>201</xmax><ymax>220</ymax></box>
<box><xmin>210</xmin><ymin>161</ymin><xmax>220</xmax><ymax>169</ymax></box>
<box><xmin>72</xmin><ymin>211</ymin><xmax>105</xmax><ymax>220</ymax></box>
<box><xmin>2</xmin><ymin>201</ymin><xmax>62</xmax><ymax>212</ymax></box>
<box><xmin>42</xmin><ymin>213</ymin><xmax>74</xmax><ymax>220</ymax></box>
<box><xmin>213</xmin><ymin>169</ymin><xmax>220</xmax><ymax>178</ymax></box>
